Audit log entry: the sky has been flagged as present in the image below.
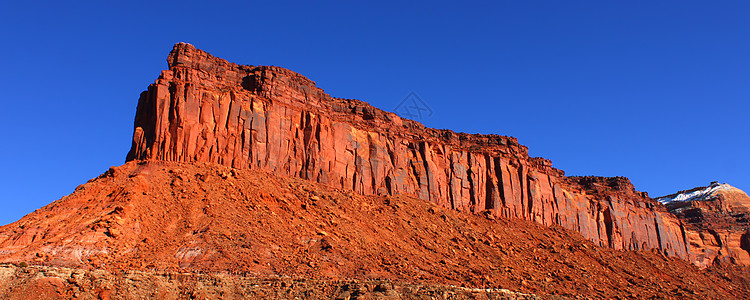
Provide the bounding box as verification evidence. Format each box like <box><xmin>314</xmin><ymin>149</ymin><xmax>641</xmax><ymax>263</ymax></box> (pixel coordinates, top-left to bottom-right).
<box><xmin>0</xmin><ymin>1</ymin><xmax>748</xmax><ymax>225</ymax></box>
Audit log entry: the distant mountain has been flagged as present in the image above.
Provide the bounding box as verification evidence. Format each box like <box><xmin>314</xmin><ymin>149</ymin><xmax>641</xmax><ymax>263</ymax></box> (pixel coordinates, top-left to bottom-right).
<box><xmin>657</xmin><ymin>182</ymin><xmax>750</xmax><ymax>267</ymax></box>
<box><xmin>656</xmin><ymin>182</ymin><xmax>750</xmax><ymax>211</ymax></box>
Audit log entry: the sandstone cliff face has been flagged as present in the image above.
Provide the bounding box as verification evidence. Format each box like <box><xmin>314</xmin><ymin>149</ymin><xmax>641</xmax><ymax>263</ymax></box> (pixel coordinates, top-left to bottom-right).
<box><xmin>126</xmin><ymin>43</ymin><xmax>690</xmax><ymax>259</ymax></box>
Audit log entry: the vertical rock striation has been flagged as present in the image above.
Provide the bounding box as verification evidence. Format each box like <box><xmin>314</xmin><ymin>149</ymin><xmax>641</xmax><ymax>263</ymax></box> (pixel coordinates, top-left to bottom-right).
<box><xmin>127</xmin><ymin>43</ymin><xmax>690</xmax><ymax>259</ymax></box>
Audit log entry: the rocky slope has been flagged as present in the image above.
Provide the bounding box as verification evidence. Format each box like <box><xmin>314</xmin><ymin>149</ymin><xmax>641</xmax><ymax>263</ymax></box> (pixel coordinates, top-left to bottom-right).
<box><xmin>656</xmin><ymin>183</ymin><xmax>750</xmax><ymax>267</ymax></box>
<box><xmin>126</xmin><ymin>43</ymin><xmax>689</xmax><ymax>259</ymax></box>
<box><xmin>0</xmin><ymin>161</ymin><xmax>748</xmax><ymax>299</ymax></box>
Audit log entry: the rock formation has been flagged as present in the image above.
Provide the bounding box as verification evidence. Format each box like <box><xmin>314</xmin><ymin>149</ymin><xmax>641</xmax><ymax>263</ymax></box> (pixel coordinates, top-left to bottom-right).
<box><xmin>3</xmin><ymin>43</ymin><xmax>750</xmax><ymax>299</ymax></box>
<box><xmin>126</xmin><ymin>43</ymin><xmax>690</xmax><ymax>259</ymax></box>
<box><xmin>656</xmin><ymin>183</ymin><xmax>750</xmax><ymax>267</ymax></box>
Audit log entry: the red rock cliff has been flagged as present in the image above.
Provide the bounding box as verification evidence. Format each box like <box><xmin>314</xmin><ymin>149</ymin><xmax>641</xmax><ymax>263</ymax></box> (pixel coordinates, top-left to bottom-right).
<box><xmin>127</xmin><ymin>43</ymin><xmax>690</xmax><ymax>259</ymax></box>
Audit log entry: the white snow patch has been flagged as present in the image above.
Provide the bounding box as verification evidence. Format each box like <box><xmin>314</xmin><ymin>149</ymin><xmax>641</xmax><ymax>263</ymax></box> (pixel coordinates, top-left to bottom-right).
<box><xmin>655</xmin><ymin>182</ymin><xmax>733</xmax><ymax>205</ymax></box>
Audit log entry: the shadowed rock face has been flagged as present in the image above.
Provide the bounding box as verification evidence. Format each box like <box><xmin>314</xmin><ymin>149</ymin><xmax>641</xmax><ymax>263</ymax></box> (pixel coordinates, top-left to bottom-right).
<box><xmin>126</xmin><ymin>43</ymin><xmax>690</xmax><ymax>259</ymax></box>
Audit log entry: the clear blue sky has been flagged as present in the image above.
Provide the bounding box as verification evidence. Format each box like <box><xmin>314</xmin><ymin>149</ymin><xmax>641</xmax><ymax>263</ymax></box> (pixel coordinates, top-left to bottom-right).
<box><xmin>1</xmin><ymin>1</ymin><xmax>748</xmax><ymax>225</ymax></box>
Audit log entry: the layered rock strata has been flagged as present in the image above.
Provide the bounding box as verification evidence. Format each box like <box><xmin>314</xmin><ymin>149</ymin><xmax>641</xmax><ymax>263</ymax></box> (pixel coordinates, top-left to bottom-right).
<box><xmin>126</xmin><ymin>43</ymin><xmax>689</xmax><ymax>259</ymax></box>
<box><xmin>657</xmin><ymin>183</ymin><xmax>750</xmax><ymax>267</ymax></box>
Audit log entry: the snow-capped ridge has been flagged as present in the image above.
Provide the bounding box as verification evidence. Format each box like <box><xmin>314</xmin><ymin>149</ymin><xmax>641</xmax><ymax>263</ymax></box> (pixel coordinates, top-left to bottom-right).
<box><xmin>655</xmin><ymin>182</ymin><xmax>733</xmax><ymax>205</ymax></box>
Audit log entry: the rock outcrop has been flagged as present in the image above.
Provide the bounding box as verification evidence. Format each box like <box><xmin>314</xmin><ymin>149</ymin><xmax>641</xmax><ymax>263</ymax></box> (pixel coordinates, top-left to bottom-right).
<box><xmin>126</xmin><ymin>43</ymin><xmax>690</xmax><ymax>259</ymax></box>
<box><xmin>657</xmin><ymin>183</ymin><xmax>750</xmax><ymax>267</ymax></box>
